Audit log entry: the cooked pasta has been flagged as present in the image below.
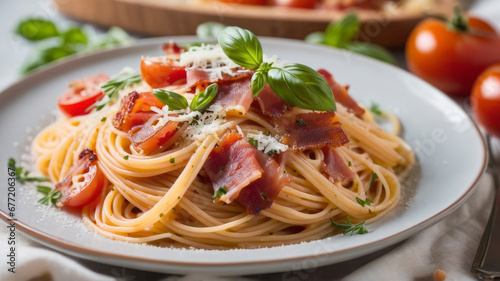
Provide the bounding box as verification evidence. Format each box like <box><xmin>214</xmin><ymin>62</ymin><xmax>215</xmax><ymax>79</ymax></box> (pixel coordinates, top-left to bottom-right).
<box><xmin>31</xmin><ymin>41</ymin><xmax>413</xmax><ymax>249</ymax></box>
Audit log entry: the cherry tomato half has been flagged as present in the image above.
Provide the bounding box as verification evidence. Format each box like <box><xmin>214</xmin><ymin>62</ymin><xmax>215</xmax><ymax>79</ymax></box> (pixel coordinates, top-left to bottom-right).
<box><xmin>141</xmin><ymin>58</ymin><xmax>187</xmax><ymax>89</ymax></box>
<box><xmin>57</xmin><ymin>73</ymin><xmax>109</xmax><ymax>116</ymax></box>
<box><xmin>471</xmin><ymin>63</ymin><xmax>500</xmax><ymax>138</ymax></box>
<box><xmin>56</xmin><ymin>149</ymin><xmax>104</xmax><ymax>208</ymax></box>
<box><xmin>130</xmin><ymin>117</ymin><xmax>180</xmax><ymax>154</ymax></box>
<box><xmin>272</xmin><ymin>0</ymin><xmax>317</xmax><ymax>9</ymax></box>
<box><xmin>406</xmin><ymin>9</ymin><xmax>500</xmax><ymax>97</ymax></box>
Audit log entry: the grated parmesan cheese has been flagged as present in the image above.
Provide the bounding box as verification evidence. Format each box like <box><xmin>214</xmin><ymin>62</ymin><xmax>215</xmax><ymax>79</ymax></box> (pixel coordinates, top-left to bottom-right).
<box><xmin>180</xmin><ymin>44</ymin><xmax>240</xmax><ymax>81</ymax></box>
<box><xmin>246</xmin><ymin>132</ymin><xmax>288</xmax><ymax>155</ymax></box>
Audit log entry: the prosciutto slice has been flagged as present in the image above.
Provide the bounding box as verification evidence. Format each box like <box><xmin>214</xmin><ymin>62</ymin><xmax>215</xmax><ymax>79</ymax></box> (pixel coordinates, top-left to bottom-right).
<box><xmin>317</xmin><ymin>69</ymin><xmax>365</xmax><ymax>117</ymax></box>
<box><xmin>185</xmin><ymin>68</ymin><xmax>253</xmax><ymax>89</ymax></box>
<box><xmin>254</xmin><ymin>85</ymin><xmax>290</xmax><ymax>117</ymax></box>
<box><xmin>322</xmin><ymin>146</ymin><xmax>356</xmax><ymax>183</ymax></box>
<box><xmin>211</xmin><ymin>76</ymin><xmax>254</xmax><ymax>114</ymax></box>
<box><xmin>274</xmin><ymin>111</ymin><xmax>349</xmax><ymax>151</ymax></box>
<box><xmin>203</xmin><ymin>133</ymin><xmax>292</xmax><ymax>214</ymax></box>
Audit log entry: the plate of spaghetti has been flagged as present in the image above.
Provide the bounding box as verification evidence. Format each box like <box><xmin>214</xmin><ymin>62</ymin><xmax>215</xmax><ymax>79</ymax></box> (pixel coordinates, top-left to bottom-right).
<box><xmin>0</xmin><ymin>28</ymin><xmax>486</xmax><ymax>275</ymax></box>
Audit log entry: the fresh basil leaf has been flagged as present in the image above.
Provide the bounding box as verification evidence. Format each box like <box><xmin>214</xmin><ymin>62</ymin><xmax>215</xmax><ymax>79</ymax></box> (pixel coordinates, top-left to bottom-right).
<box><xmin>92</xmin><ymin>27</ymin><xmax>132</xmax><ymax>48</ymax></box>
<box><xmin>344</xmin><ymin>42</ymin><xmax>397</xmax><ymax>65</ymax></box>
<box><xmin>218</xmin><ymin>26</ymin><xmax>263</xmax><ymax>70</ymax></box>
<box><xmin>15</xmin><ymin>18</ymin><xmax>59</xmax><ymax>41</ymax></box>
<box><xmin>304</xmin><ymin>31</ymin><xmax>326</xmax><ymax>44</ymax></box>
<box><xmin>41</xmin><ymin>45</ymin><xmax>77</xmax><ymax>62</ymax></box>
<box><xmin>324</xmin><ymin>14</ymin><xmax>360</xmax><ymax>47</ymax></box>
<box><xmin>62</xmin><ymin>27</ymin><xmax>87</xmax><ymax>45</ymax></box>
<box><xmin>153</xmin><ymin>89</ymin><xmax>189</xmax><ymax>110</ymax></box>
<box><xmin>251</xmin><ymin>69</ymin><xmax>267</xmax><ymax>97</ymax></box>
<box><xmin>190</xmin><ymin>84</ymin><xmax>218</xmax><ymax>112</ymax></box>
<box><xmin>267</xmin><ymin>64</ymin><xmax>336</xmax><ymax>111</ymax></box>
<box><xmin>197</xmin><ymin>22</ymin><xmax>226</xmax><ymax>39</ymax></box>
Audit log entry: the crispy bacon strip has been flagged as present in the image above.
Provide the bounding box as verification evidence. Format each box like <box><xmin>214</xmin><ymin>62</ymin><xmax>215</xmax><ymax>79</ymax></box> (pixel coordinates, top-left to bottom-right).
<box><xmin>112</xmin><ymin>91</ymin><xmax>163</xmax><ymax>132</ymax></box>
<box><xmin>322</xmin><ymin>146</ymin><xmax>356</xmax><ymax>183</ymax></box>
<box><xmin>274</xmin><ymin>111</ymin><xmax>349</xmax><ymax>151</ymax></box>
<box><xmin>317</xmin><ymin>69</ymin><xmax>365</xmax><ymax>117</ymax></box>
<box><xmin>56</xmin><ymin>149</ymin><xmax>97</xmax><ymax>192</ymax></box>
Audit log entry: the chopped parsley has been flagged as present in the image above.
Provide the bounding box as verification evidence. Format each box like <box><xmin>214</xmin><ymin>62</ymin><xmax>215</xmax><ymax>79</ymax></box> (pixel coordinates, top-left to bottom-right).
<box><xmin>248</xmin><ymin>138</ymin><xmax>258</xmax><ymax>149</ymax></box>
<box><xmin>101</xmin><ymin>117</ymin><xmax>107</xmax><ymax>122</ymax></box>
<box><xmin>296</xmin><ymin>119</ymin><xmax>306</xmax><ymax>127</ymax></box>
<box><xmin>330</xmin><ymin>216</ymin><xmax>368</xmax><ymax>236</ymax></box>
<box><xmin>212</xmin><ymin>186</ymin><xmax>227</xmax><ymax>200</ymax></box>
<box><xmin>370</xmin><ymin>102</ymin><xmax>383</xmax><ymax>116</ymax></box>
<box><xmin>369</xmin><ymin>171</ymin><xmax>378</xmax><ymax>186</ymax></box>
<box><xmin>260</xmin><ymin>192</ymin><xmax>267</xmax><ymax>200</ymax></box>
<box><xmin>37</xmin><ymin>185</ymin><xmax>62</xmax><ymax>206</ymax></box>
<box><xmin>348</xmin><ymin>161</ymin><xmax>352</xmax><ymax>167</ymax></box>
<box><xmin>159</xmin><ymin>213</ymin><xmax>164</xmax><ymax>218</ymax></box>
<box><xmin>355</xmin><ymin>197</ymin><xmax>373</xmax><ymax>207</ymax></box>
<box><xmin>123</xmin><ymin>155</ymin><xmax>129</xmax><ymax>160</ymax></box>
<box><xmin>169</xmin><ymin>157</ymin><xmax>175</xmax><ymax>164</ymax></box>
<box><xmin>267</xmin><ymin>149</ymin><xmax>277</xmax><ymax>156</ymax></box>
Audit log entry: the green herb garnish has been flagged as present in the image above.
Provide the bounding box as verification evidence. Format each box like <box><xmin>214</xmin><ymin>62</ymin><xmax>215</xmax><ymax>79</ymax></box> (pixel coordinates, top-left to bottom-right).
<box><xmin>305</xmin><ymin>14</ymin><xmax>396</xmax><ymax>65</ymax></box>
<box><xmin>348</xmin><ymin>161</ymin><xmax>352</xmax><ymax>167</ymax></box>
<box><xmin>159</xmin><ymin>213</ymin><xmax>164</xmax><ymax>218</ymax></box>
<box><xmin>190</xmin><ymin>84</ymin><xmax>218</xmax><ymax>112</ymax></box>
<box><xmin>94</xmin><ymin>73</ymin><xmax>142</xmax><ymax>110</ymax></box>
<box><xmin>153</xmin><ymin>89</ymin><xmax>189</xmax><ymax>110</ymax></box>
<box><xmin>101</xmin><ymin>117</ymin><xmax>107</xmax><ymax>122</ymax></box>
<box><xmin>37</xmin><ymin>185</ymin><xmax>62</xmax><ymax>206</ymax></box>
<box><xmin>123</xmin><ymin>155</ymin><xmax>129</xmax><ymax>160</ymax></box>
<box><xmin>8</xmin><ymin>158</ymin><xmax>50</xmax><ymax>183</ymax></box>
<box><xmin>260</xmin><ymin>192</ymin><xmax>267</xmax><ymax>200</ymax></box>
<box><xmin>267</xmin><ymin>149</ymin><xmax>277</xmax><ymax>156</ymax></box>
<box><xmin>15</xmin><ymin>18</ymin><xmax>132</xmax><ymax>74</ymax></box>
<box><xmin>355</xmin><ymin>197</ymin><xmax>373</xmax><ymax>207</ymax></box>
<box><xmin>369</xmin><ymin>102</ymin><xmax>383</xmax><ymax>116</ymax></box>
<box><xmin>218</xmin><ymin>26</ymin><xmax>336</xmax><ymax>112</ymax></box>
<box><xmin>212</xmin><ymin>186</ymin><xmax>227</xmax><ymax>201</ymax></box>
<box><xmin>248</xmin><ymin>138</ymin><xmax>259</xmax><ymax>149</ymax></box>
<box><xmin>369</xmin><ymin>171</ymin><xmax>379</xmax><ymax>186</ymax></box>
<box><xmin>330</xmin><ymin>216</ymin><xmax>368</xmax><ymax>236</ymax></box>
<box><xmin>169</xmin><ymin>157</ymin><xmax>175</xmax><ymax>164</ymax></box>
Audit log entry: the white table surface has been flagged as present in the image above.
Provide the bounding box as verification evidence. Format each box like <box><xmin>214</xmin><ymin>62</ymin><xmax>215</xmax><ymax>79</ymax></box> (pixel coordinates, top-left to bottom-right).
<box><xmin>1</xmin><ymin>0</ymin><xmax>499</xmax><ymax>280</ymax></box>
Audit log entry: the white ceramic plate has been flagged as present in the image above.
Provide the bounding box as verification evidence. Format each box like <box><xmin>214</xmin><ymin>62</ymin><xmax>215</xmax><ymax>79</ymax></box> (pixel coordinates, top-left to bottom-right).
<box><xmin>0</xmin><ymin>37</ymin><xmax>486</xmax><ymax>275</ymax></box>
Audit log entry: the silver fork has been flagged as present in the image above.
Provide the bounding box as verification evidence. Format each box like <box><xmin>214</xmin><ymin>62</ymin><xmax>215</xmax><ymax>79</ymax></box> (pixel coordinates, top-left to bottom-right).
<box><xmin>472</xmin><ymin>134</ymin><xmax>500</xmax><ymax>280</ymax></box>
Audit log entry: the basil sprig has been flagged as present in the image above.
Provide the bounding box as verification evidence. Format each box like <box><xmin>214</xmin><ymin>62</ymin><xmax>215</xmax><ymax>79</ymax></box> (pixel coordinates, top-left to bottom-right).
<box><xmin>218</xmin><ymin>26</ymin><xmax>336</xmax><ymax>112</ymax></box>
<box><xmin>305</xmin><ymin>14</ymin><xmax>396</xmax><ymax>65</ymax></box>
<box><xmin>153</xmin><ymin>83</ymin><xmax>219</xmax><ymax>112</ymax></box>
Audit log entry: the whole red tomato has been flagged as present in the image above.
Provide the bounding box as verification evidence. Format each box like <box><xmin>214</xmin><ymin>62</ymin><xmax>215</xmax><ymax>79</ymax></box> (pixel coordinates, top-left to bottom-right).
<box><xmin>471</xmin><ymin>63</ymin><xmax>500</xmax><ymax>138</ymax></box>
<box><xmin>406</xmin><ymin>7</ymin><xmax>500</xmax><ymax>97</ymax></box>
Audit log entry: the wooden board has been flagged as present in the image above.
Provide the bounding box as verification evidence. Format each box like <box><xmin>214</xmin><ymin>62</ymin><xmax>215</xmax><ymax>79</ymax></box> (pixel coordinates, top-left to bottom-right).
<box><xmin>54</xmin><ymin>0</ymin><xmax>457</xmax><ymax>47</ymax></box>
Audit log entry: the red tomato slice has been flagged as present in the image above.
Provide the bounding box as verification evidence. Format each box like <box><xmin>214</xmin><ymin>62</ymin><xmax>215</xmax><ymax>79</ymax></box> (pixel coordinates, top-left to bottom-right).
<box><xmin>55</xmin><ymin>149</ymin><xmax>104</xmax><ymax>208</ymax></box>
<box><xmin>130</xmin><ymin>115</ymin><xmax>180</xmax><ymax>154</ymax></box>
<box><xmin>141</xmin><ymin>58</ymin><xmax>187</xmax><ymax>89</ymax></box>
<box><xmin>57</xmin><ymin>73</ymin><xmax>109</xmax><ymax>117</ymax></box>
<box><xmin>471</xmin><ymin>63</ymin><xmax>500</xmax><ymax>138</ymax></box>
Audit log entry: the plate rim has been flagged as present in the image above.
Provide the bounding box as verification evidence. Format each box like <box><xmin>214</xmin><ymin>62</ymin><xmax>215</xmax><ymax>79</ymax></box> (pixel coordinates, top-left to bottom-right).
<box><xmin>0</xmin><ymin>36</ymin><xmax>487</xmax><ymax>274</ymax></box>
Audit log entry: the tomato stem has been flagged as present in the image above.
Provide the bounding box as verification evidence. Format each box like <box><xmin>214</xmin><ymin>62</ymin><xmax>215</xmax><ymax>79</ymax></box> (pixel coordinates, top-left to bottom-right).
<box><xmin>448</xmin><ymin>6</ymin><xmax>469</xmax><ymax>33</ymax></box>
